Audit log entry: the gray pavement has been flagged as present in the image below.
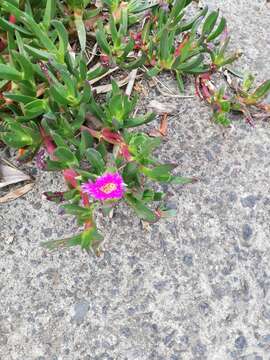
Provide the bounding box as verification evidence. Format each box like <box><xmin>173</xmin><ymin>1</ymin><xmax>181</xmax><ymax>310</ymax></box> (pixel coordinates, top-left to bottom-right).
<box><xmin>1</xmin><ymin>1</ymin><xmax>270</xmax><ymax>359</ymax></box>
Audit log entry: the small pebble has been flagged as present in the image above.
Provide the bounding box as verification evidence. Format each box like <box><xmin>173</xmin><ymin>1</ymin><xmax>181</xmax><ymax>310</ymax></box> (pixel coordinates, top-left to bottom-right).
<box><xmin>242</xmin><ymin>224</ymin><xmax>253</xmax><ymax>241</ymax></box>
<box><xmin>235</xmin><ymin>335</ymin><xmax>247</xmax><ymax>350</ymax></box>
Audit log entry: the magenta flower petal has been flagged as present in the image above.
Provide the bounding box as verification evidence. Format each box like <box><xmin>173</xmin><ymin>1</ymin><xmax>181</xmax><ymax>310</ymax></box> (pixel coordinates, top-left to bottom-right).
<box><xmin>81</xmin><ymin>173</ymin><xmax>125</xmax><ymax>201</ymax></box>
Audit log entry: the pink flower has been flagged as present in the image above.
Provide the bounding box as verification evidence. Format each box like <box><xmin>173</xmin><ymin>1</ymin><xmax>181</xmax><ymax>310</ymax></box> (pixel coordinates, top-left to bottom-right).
<box><xmin>81</xmin><ymin>173</ymin><xmax>125</xmax><ymax>201</ymax></box>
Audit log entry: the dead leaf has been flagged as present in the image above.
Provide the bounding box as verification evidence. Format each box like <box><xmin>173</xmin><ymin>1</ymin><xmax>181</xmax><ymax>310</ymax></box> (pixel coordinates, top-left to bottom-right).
<box><xmin>85</xmin><ymin>113</ymin><xmax>103</xmax><ymax>130</ymax></box>
<box><xmin>86</xmin><ymin>43</ymin><xmax>98</xmax><ymax>66</ymax></box>
<box><xmin>92</xmin><ymin>75</ymin><xmax>130</xmax><ymax>94</ymax></box>
<box><xmin>148</xmin><ymin>129</ymin><xmax>162</xmax><ymax>137</ymax></box>
<box><xmin>94</xmin><ymin>0</ymin><xmax>103</xmax><ymax>8</ymax></box>
<box><xmin>141</xmin><ymin>220</ymin><xmax>151</xmax><ymax>231</ymax></box>
<box><xmin>85</xmin><ymin>15</ymin><xmax>101</xmax><ymax>31</ymax></box>
<box><xmin>88</xmin><ymin>65</ymin><xmax>119</xmax><ymax>85</ymax></box>
<box><xmin>109</xmin><ymin>208</ymin><xmax>114</xmax><ymax>219</ymax></box>
<box><xmin>0</xmin><ymin>158</ymin><xmax>31</xmax><ymax>189</ymax></box>
<box><xmin>148</xmin><ymin>100</ymin><xmax>177</xmax><ymax>115</ymax></box>
<box><xmin>148</xmin><ymin>113</ymin><xmax>168</xmax><ymax>137</ymax></box>
<box><xmin>0</xmin><ymin>182</ymin><xmax>34</xmax><ymax>203</ymax></box>
<box><xmin>126</xmin><ymin>68</ymin><xmax>138</xmax><ymax>97</ymax></box>
<box><xmin>159</xmin><ymin>113</ymin><xmax>168</xmax><ymax>136</ymax></box>
<box><xmin>134</xmin><ymin>82</ymin><xmax>148</xmax><ymax>96</ymax></box>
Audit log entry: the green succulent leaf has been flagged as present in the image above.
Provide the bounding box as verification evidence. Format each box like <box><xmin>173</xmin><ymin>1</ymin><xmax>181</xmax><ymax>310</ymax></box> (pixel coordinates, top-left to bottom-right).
<box><xmin>1</xmin><ymin>123</ymin><xmax>34</xmax><ymax>148</ymax></box>
<box><xmin>81</xmin><ymin>227</ymin><xmax>103</xmax><ymax>250</ymax></box>
<box><xmin>41</xmin><ymin>233</ymin><xmax>82</xmax><ymax>250</ymax></box>
<box><xmin>141</xmin><ymin>164</ymin><xmax>177</xmax><ymax>182</ymax></box>
<box><xmin>86</xmin><ymin>148</ymin><xmax>105</xmax><ymax>174</ymax></box>
<box><xmin>202</xmin><ymin>10</ymin><xmax>219</xmax><ymax>37</ymax></box>
<box><xmin>124</xmin><ymin>113</ymin><xmax>156</xmax><ymax>128</ymax></box>
<box><xmin>3</xmin><ymin>93</ymin><xmax>37</xmax><ymax>104</ymax></box>
<box><xmin>96</xmin><ymin>21</ymin><xmax>112</xmax><ymax>55</ymax></box>
<box><xmin>207</xmin><ymin>17</ymin><xmax>226</xmax><ymax>42</ymax></box>
<box><xmin>43</xmin><ymin>0</ymin><xmax>56</xmax><ymax>29</ymax></box>
<box><xmin>125</xmin><ymin>193</ymin><xmax>157</xmax><ymax>222</ymax></box>
<box><xmin>0</xmin><ymin>64</ymin><xmax>23</xmax><ymax>81</ymax></box>
<box><xmin>252</xmin><ymin>80</ymin><xmax>270</xmax><ymax>100</ymax></box>
<box><xmin>74</xmin><ymin>13</ymin><xmax>86</xmax><ymax>51</ymax></box>
<box><xmin>170</xmin><ymin>176</ymin><xmax>195</xmax><ymax>184</ymax></box>
<box><xmin>146</xmin><ymin>66</ymin><xmax>161</xmax><ymax>77</ymax></box>
<box><xmin>46</xmin><ymin>160</ymin><xmax>68</xmax><ymax>171</ymax></box>
<box><xmin>122</xmin><ymin>162</ymin><xmax>140</xmax><ymax>187</ymax></box>
<box><xmin>62</xmin><ymin>204</ymin><xmax>91</xmax><ymax>217</ymax></box>
<box><xmin>54</xmin><ymin>147</ymin><xmax>80</xmax><ymax>167</ymax></box>
<box><xmin>80</xmin><ymin>130</ymin><xmax>94</xmax><ymax>157</ymax></box>
<box><xmin>0</xmin><ymin>17</ymin><xmax>32</xmax><ymax>36</ymax></box>
<box><xmin>142</xmin><ymin>189</ymin><xmax>164</xmax><ymax>202</ymax></box>
<box><xmin>52</xmin><ymin>20</ymin><xmax>69</xmax><ymax>58</ymax></box>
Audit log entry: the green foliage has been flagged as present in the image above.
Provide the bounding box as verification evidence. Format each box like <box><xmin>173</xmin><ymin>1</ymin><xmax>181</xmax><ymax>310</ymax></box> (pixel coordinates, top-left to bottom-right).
<box><xmin>135</xmin><ymin>1</ymin><xmax>236</xmax><ymax>91</ymax></box>
<box><xmin>204</xmin><ymin>74</ymin><xmax>270</xmax><ymax>126</ymax></box>
<box><xmin>88</xmin><ymin>80</ymin><xmax>155</xmax><ymax>129</ymax></box>
<box><xmin>96</xmin><ymin>14</ymin><xmax>146</xmax><ymax>69</ymax></box>
<box><xmin>0</xmin><ymin>0</ymin><xmax>269</xmax><ymax>254</ymax></box>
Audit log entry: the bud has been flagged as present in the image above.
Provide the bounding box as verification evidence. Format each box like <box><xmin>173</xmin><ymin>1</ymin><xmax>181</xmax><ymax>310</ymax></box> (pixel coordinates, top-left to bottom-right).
<box><xmin>9</xmin><ymin>15</ymin><xmax>16</xmax><ymax>24</ymax></box>
<box><xmin>100</xmin><ymin>54</ymin><xmax>110</xmax><ymax>67</ymax></box>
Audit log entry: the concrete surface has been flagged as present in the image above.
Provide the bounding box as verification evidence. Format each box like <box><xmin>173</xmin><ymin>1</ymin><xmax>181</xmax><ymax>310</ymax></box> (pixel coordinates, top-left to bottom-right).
<box><xmin>1</xmin><ymin>1</ymin><xmax>270</xmax><ymax>359</ymax></box>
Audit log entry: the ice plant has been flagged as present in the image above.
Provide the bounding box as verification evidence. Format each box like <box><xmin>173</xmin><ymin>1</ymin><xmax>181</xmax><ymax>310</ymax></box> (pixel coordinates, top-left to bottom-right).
<box><xmin>141</xmin><ymin>3</ymin><xmax>227</xmax><ymax>91</ymax></box>
<box><xmin>0</xmin><ymin>0</ymin><xmax>269</xmax><ymax>253</ymax></box>
<box><xmin>82</xmin><ymin>173</ymin><xmax>125</xmax><ymax>201</ymax></box>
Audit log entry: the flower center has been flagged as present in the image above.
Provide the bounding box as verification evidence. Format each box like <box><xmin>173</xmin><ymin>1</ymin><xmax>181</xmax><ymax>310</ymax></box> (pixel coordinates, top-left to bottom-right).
<box><xmin>100</xmin><ymin>182</ymin><xmax>117</xmax><ymax>194</ymax></box>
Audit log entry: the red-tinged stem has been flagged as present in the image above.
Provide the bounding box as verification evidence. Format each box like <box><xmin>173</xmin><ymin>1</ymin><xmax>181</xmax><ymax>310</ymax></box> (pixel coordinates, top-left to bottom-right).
<box><xmin>195</xmin><ymin>77</ymin><xmax>202</xmax><ymax>99</ymax></box>
<box><xmin>101</xmin><ymin>128</ymin><xmax>132</xmax><ymax>160</ymax></box>
<box><xmin>81</xmin><ymin>126</ymin><xmax>132</xmax><ymax>160</ymax></box>
<box><xmin>0</xmin><ymin>38</ymin><xmax>7</xmax><ymax>52</ymax></box>
<box><xmin>101</xmin><ymin>128</ymin><xmax>123</xmax><ymax>144</ymax></box>
<box><xmin>120</xmin><ymin>143</ymin><xmax>132</xmax><ymax>161</ymax></box>
<box><xmin>40</xmin><ymin>127</ymin><xmax>79</xmax><ymax>185</ymax></box>
<box><xmin>40</xmin><ymin>127</ymin><xmax>56</xmax><ymax>156</ymax></box>
<box><xmin>174</xmin><ymin>33</ymin><xmax>190</xmax><ymax>57</ymax></box>
<box><xmin>82</xmin><ymin>192</ymin><xmax>89</xmax><ymax>206</ymax></box>
<box><xmin>63</xmin><ymin>171</ymin><xmax>93</xmax><ymax>229</ymax></box>
<box><xmin>40</xmin><ymin>126</ymin><xmax>94</xmax><ymax>230</ymax></box>
<box><xmin>195</xmin><ymin>77</ymin><xmax>211</xmax><ymax>101</ymax></box>
<box><xmin>195</xmin><ymin>73</ymin><xmax>214</xmax><ymax>102</ymax></box>
<box><xmin>245</xmin><ymin>114</ymin><xmax>255</xmax><ymax>128</ymax></box>
<box><xmin>81</xmin><ymin>126</ymin><xmax>101</xmax><ymax>139</ymax></box>
<box><xmin>201</xmin><ymin>83</ymin><xmax>211</xmax><ymax>100</ymax></box>
<box><xmin>155</xmin><ymin>209</ymin><xmax>162</xmax><ymax>219</ymax></box>
<box><xmin>256</xmin><ymin>103</ymin><xmax>270</xmax><ymax>112</ymax></box>
<box><xmin>81</xmin><ymin>192</ymin><xmax>92</xmax><ymax>229</ymax></box>
<box><xmin>63</xmin><ymin>169</ymin><xmax>78</xmax><ymax>188</ymax></box>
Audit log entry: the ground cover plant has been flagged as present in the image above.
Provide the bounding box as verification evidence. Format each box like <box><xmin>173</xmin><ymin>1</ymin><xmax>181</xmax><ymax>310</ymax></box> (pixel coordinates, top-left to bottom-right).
<box><xmin>0</xmin><ymin>0</ymin><xmax>270</xmax><ymax>253</ymax></box>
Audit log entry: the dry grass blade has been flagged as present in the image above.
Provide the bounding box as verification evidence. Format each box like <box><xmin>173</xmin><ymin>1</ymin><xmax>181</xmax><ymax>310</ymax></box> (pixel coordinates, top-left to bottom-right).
<box><xmin>126</xmin><ymin>69</ymin><xmax>138</xmax><ymax>97</ymax></box>
<box><xmin>0</xmin><ymin>182</ymin><xmax>35</xmax><ymax>204</ymax></box>
<box><xmin>142</xmin><ymin>66</ymin><xmax>175</xmax><ymax>95</ymax></box>
<box><xmin>142</xmin><ymin>66</ymin><xmax>194</xmax><ymax>98</ymax></box>
<box><xmin>156</xmin><ymin>84</ymin><xmax>195</xmax><ymax>98</ymax></box>
<box><xmin>93</xmin><ymin>74</ymin><xmax>143</xmax><ymax>94</ymax></box>
<box><xmin>86</xmin><ymin>43</ymin><xmax>98</xmax><ymax>65</ymax></box>
<box><xmin>88</xmin><ymin>65</ymin><xmax>119</xmax><ymax>85</ymax></box>
<box><xmin>0</xmin><ymin>158</ymin><xmax>31</xmax><ymax>189</ymax></box>
<box><xmin>125</xmin><ymin>51</ymin><xmax>144</xmax><ymax>98</ymax></box>
<box><xmin>148</xmin><ymin>100</ymin><xmax>177</xmax><ymax>114</ymax></box>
